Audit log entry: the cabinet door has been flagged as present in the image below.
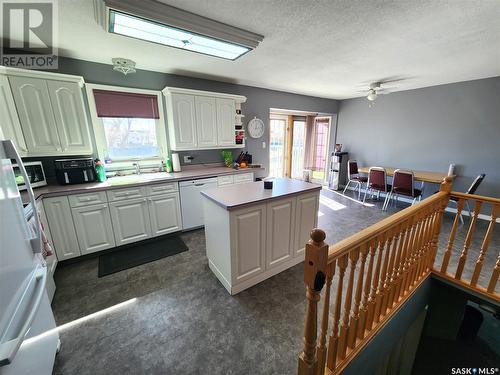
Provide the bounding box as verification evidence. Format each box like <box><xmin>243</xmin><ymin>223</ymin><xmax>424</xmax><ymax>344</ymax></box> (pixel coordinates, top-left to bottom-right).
<box><xmin>0</xmin><ymin>75</ymin><xmax>27</xmax><ymax>155</ymax></box>
<box><xmin>109</xmin><ymin>197</ymin><xmax>151</xmax><ymax>246</ymax></box>
<box><xmin>47</xmin><ymin>80</ymin><xmax>92</xmax><ymax>154</ymax></box>
<box><xmin>9</xmin><ymin>76</ymin><xmax>61</xmax><ymax>154</ymax></box>
<box><xmin>72</xmin><ymin>203</ymin><xmax>115</xmax><ymax>255</ymax></box>
<box><xmin>170</xmin><ymin>93</ymin><xmax>197</xmax><ymax>149</ymax></box>
<box><xmin>43</xmin><ymin>196</ymin><xmax>80</xmax><ymax>260</ymax></box>
<box><xmin>195</xmin><ymin>96</ymin><xmax>217</xmax><ymax>147</ymax></box>
<box><xmin>216</xmin><ymin>98</ymin><xmax>236</xmax><ymax>146</ymax></box>
<box><xmin>294</xmin><ymin>193</ymin><xmax>319</xmax><ymax>257</ymax></box>
<box><xmin>148</xmin><ymin>192</ymin><xmax>182</xmax><ymax>236</ymax></box>
<box><xmin>266</xmin><ymin>198</ymin><xmax>295</xmax><ymax>269</ymax></box>
<box><xmin>230</xmin><ymin>204</ymin><xmax>266</xmax><ymax>283</ymax></box>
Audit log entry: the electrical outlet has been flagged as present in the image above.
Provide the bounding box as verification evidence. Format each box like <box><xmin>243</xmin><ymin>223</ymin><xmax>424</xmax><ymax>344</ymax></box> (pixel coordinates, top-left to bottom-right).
<box><xmin>262</xmin><ymin>142</ymin><xmax>266</xmax><ymax>149</ymax></box>
<box><xmin>183</xmin><ymin>155</ymin><xmax>192</xmax><ymax>163</ymax></box>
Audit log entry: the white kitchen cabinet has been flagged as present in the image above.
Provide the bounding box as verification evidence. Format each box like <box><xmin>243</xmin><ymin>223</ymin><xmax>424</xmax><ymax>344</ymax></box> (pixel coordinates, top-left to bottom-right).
<box><xmin>9</xmin><ymin>75</ymin><xmax>91</xmax><ymax>156</ymax></box>
<box><xmin>71</xmin><ymin>203</ymin><xmax>115</xmax><ymax>254</ymax></box>
<box><xmin>167</xmin><ymin>93</ymin><xmax>197</xmax><ymax>150</ymax></box>
<box><xmin>294</xmin><ymin>192</ymin><xmax>319</xmax><ymax>257</ymax></box>
<box><xmin>195</xmin><ymin>96</ymin><xmax>217</xmax><ymax>147</ymax></box>
<box><xmin>0</xmin><ymin>75</ymin><xmax>27</xmax><ymax>155</ymax></box>
<box><xmin>233</xmin><ymin>172</ymin><xmax>254</xmax><ymax>184</ymax></box>
<box><xmin>163</xmin><ymin>87</ymin><xmax>246</xmax><ymax>151</ymax></box>
<box><xmin>47</xmin><ymin>80</ymin><xmax>92</xmax><ymax>154</ymax></box>
<box><xmin>216</xmin><ymin>98</ymin><xmax>236</xmax><ymax>146</ymax></box>
<box><xmin>43</xmin><ymin>196</ymin><xmax>81</xmax><ymax>260</ymax></box>
<box><xmin>230</xmin><ymin>204</ymin><xmax>267</xmax><ymax>283</ymax></box>
<box><xmin>266</xmin><ymin>198</ymin><xmax>295</xmax><ymax>269</ymax></box>
<box><xmin>109</xmin><ymin>197</ymin><xmax>151</xmax><ymax>246</ymax></box>
<box><xmin>148</xmin><ymin>192</ymin><xmax>182</xmax><ymax>236</ymax></box>
<box><xmin>9</xmin><ymin>76</ymin><xmax>61</xmax><ymax>155</ymax></box>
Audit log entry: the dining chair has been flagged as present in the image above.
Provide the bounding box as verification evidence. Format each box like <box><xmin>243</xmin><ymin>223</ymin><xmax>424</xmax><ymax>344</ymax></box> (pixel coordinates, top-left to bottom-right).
<box><xmin>384</xmin><ymin>169</ymin><xmax>422</xmax><ymax>211</ymax></box>
<box><xmin>343</xmin><ymin>160</ymin><xmax>368</xmax><ymax>200</ymax></box>
<box><xmin>449</xmin><ymin>174</ymin><xmax>485</xmax><ymax>223</ymax></box>
<box><xmin>363</xmin><ymin>167</ymin><xmax>390</xmax><ymax>206</ymax></box>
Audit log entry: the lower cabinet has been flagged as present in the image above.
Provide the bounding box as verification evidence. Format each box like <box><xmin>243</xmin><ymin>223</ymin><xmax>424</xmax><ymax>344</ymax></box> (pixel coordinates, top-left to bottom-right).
<box><xmin>148</xmin><ymin>193</ymin><xmax>182</xmax><ymax>236</ymax></box>
<box><xmin>294</xmin><ymin>192</ymin><xmax>320</xmax><ymax>256</ymax></box>
<box><xmin>43</xmin><ymin>196</ymin><xmax>80</xmax><ymax>260</ymax></box>
<box><xmin>231</xmin><ymin>204</ymin><xmax>267</xmax><ymax>283</ymax></box>
<box><xmin>266</xmin><ymin>197</ymin><xmax>296</xmax><ymax>269</ymax></box>
<box><xmin>71</xmin><ymin>203</ymin><xmax>115</xmax><ymax>255</ymax></box>
<box><xmin>109</xmin><ymin>197</ymin><xmax>152</xmax><ymax>246</ymax></box>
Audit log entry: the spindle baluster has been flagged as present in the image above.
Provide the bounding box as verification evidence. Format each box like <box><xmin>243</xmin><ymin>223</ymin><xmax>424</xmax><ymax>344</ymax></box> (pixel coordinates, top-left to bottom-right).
<box><xmin>487</xmin><ymin>252</ymin><xmax>499</xmax><ymax>294</ymax></box>
<box><xmin>455</xmin><ymin>201</ymin><xmax>482</xmax><ymax>280</ymax></box>
<box><xmin>348</xmin><ymin>244</ymin><xmax>369</xmax><ymax>349</ymax></box>
<box><xmin>357</xmin><ymin>240</ymin><xmax>376</xmax><ymax>339</ymax></box>
<box><xmin>366</xmin><ymin>236</ymin><xmax>385</xmax><ymax>330</ymax></box>
<box><xmin>316</xmin><ymin>261</ymin><xmax>335</xmax><ymax>375</ymax></box>
<box><xmin>337</xmin><ymin>249</ymin><xmax>359</xmax><ymax>360</ymax></box>
<box><xmin>470</xmin><ymin>205</ymin><xmax>498</xmax><ymax>286</ymax></box>
<box><xmin>440</xmin><ymin>199</ymin><xmax>465</xmax><ymax>273</ymax></box>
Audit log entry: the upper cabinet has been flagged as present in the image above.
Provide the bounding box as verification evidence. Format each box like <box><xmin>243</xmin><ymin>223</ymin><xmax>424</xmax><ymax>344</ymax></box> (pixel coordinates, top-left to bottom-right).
<box><xmin>47</xmin><ymin>80</ymin><xmax>92</xmax><ymax>154</ymax></box>
<box><xmin>195</xmin><ymin>96</ymin><xmax>217</xmax><ymax>148</ymax></box>
<box><xmin>0</xmin><ymin>75</ymin><xmax>27</xmax><ymax>155</ymax></box>
<box><xmin>216</xmin><ymin>98</ymin><xmax>236</xmax><ymax>146</ymax></box>
<box><xmin>163</xmin><ymin>87</ymin><xmax>246</xmax><ymax>151</ymax></box>
<box><xmin>0</xmin><ymin>67</ymin><xmax>92</xmax><ymax>156</ymax></box>
<box><xmin>169</xmin><ymin>93</ymin><xmax>197</xmax><ymax>150</ymax></box>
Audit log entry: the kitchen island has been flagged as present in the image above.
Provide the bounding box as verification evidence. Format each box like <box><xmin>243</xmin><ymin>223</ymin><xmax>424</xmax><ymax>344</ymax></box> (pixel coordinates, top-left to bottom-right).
<box><xmin>201</xmin><ymin>178</ymin><xmax>321</xmax><ymax>295</ymax></box>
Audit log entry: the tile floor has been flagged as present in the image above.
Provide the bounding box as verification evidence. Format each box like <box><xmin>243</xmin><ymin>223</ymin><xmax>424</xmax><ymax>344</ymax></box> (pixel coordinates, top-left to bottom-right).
<box><xmin>51</xmin><ymin>188</ymin><xmax>499</xmax><ymax>374</ymax></box>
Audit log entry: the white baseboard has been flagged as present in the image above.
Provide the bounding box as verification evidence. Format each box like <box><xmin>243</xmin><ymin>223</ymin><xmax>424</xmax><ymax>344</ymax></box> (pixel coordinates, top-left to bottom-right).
<box><xmin>339</xmin><ymin>185</ymin><xmax>498</xmax><ymax>223</ymax></box>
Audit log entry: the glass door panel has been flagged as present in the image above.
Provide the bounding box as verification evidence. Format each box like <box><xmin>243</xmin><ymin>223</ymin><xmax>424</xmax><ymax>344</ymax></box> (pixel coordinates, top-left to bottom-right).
<box><xmin>269</xmin><ymin>118</ymin><xmax>286</xmax><ymax>178</ymax></box>
<box><xmin>312</xmin><ymin>117</ymin><xmax>331</xmax><ymax>183</ymax></box>
<box><xmin>291</xmin><ymin>120</ymin><xmax>305</xmax><ymax>179</ymax></box>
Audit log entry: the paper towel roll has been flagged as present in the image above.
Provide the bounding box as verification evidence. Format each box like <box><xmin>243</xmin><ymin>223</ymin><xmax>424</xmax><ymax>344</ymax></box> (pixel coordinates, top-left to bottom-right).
<box><xmin>172</xmin><ymin>153</ymin><xmax>181</xmax><ymax>172</ymax></box>
<box><xmin>448</xmin><ymin>163</ymin><xmax>455</xmax><ymax>176</ymax></box>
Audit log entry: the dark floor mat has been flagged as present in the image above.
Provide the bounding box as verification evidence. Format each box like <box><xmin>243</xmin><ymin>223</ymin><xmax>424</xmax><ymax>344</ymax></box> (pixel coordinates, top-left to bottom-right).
<box><xmin>98</xmin><ymin>235</ymin><xmax>188</xmax><ymax>277</ymax></box>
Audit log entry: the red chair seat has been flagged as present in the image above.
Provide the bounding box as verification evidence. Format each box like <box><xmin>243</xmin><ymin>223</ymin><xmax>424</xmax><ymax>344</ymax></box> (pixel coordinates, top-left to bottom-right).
<box><xmin>352</xmin><ymin>176</ymin><xmax>368</xmax><ymax>182</ymax></box>
<box><xmin>393</xmin><ymin>187</ymin><xmax>422</xmax><ymax>198</ymax></box>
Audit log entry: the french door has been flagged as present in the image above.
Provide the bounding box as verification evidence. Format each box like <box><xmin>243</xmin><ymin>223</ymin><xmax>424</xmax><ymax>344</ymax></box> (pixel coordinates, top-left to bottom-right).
<box><xmin>269</xmin><ymin>114</ymin><xmax>331</xmax><ymax>182</ymax></box>
<box><xmin>310</xmin><ymin>117</ymin><xmax>331</xmax><ymax>184</ymax></box>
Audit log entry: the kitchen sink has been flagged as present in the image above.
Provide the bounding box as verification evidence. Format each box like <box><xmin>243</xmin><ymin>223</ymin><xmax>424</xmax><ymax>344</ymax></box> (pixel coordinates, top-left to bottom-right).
<box><xmin>107</xmin><ymin>172</ymin><xmax>174</xmax><ymax>186</ymax></box>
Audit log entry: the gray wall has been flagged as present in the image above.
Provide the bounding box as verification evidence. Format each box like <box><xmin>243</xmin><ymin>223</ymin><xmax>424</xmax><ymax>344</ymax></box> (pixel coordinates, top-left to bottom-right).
<box><xmin>52</xmin><ymin>57</ymin><xmax>339</xmax><ymax>174</ymax></box>
<box><xmin>336</xmin><ymin>77</ymin><xmax>500</xmax><ymax>198</ymax></box>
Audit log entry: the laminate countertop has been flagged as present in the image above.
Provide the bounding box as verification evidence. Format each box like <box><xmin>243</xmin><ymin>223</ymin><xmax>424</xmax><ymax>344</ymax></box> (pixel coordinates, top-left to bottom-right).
<box><xmin>23</xmin><ymin>165</ymin><xmax>265</xmax><ymax>203</ymax></box>
<box><xmin>200</xmin><ymin>178</ymin><xmax>321</xmax><ymax>210</ymax></box>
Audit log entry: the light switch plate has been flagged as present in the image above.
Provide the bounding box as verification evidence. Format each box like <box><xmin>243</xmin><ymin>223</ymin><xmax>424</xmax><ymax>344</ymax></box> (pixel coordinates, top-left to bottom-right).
<box><xmin>262</xmin><ymin>142</ymin><xmax>266</xmax><ymax>149</ymax></box>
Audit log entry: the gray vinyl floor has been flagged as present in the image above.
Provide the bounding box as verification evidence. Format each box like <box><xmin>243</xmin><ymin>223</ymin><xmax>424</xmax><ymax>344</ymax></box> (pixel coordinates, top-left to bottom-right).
<box><xmin>51</xmin><ymin>188</ymin><xmax>499</xmax><ymax>375</ymax></box>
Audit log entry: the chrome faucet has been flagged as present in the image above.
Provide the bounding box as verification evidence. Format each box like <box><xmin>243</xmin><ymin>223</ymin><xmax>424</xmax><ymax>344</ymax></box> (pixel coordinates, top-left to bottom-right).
<box><xmin>132</xmin><ymin>162</ymin><xmax>141</xmax><ymax>175</ymax></box>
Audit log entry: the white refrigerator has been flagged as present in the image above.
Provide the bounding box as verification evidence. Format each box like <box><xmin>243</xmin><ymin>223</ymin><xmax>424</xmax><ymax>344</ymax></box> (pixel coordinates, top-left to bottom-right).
<box><xmin>0</xmin><ymin>139</ymin><xmax>59</xmax><ymax>375</ymax></box>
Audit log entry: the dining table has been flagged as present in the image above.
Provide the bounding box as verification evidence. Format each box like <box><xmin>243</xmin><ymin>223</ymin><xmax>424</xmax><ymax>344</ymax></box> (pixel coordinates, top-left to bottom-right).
<box><xmin>357</xmin><ymin>166</ymin><xmax>452</xmax><ymax>188</ymax></box>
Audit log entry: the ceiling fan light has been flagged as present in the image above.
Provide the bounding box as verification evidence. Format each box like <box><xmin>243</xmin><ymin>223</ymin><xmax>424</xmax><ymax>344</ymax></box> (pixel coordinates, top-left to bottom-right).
<box><xmin>367</xmin><ymin>90</ymin><xmax>377</xmax><ymax>101</ymax></box>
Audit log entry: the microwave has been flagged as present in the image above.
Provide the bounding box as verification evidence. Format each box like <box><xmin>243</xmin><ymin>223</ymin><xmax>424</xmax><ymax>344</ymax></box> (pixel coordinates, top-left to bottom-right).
<box><xmin>13</xmin><ymin>161</ymin><xmax>47</xmax><ymax>191</ymax></box>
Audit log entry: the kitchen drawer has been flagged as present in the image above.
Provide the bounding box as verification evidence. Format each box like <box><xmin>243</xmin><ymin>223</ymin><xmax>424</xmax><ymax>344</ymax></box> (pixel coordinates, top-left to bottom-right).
<box><xmin>217</xmin><ymin>175</ymin><xmax>234</xmax><ymax>186</ymax></box>
<box><xmin>234</xmin><ymin>173</ymin><xmax>254</xmax><ymax>184</ymax></box>
<box><xmin>68</xmin><ymin>191</ymin><xmax>107</xmax><ymax>207</ymax></box>
<box><xmin>146</xmin><ymin>182</ymin><xmax>179</xmax><ymax>196</ymax></box>
<box><xmin>107</xmin><ymin>186</ymin><xmax>146</xmax><ymax>202</ymax></box>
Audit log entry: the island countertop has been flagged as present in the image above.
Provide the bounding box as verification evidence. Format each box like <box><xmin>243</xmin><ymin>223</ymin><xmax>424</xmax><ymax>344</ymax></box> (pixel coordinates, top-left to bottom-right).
<box><xmin>201</xmin><ymin>178</ymin><xmax>321</xmax><ymax>210</ymax></box>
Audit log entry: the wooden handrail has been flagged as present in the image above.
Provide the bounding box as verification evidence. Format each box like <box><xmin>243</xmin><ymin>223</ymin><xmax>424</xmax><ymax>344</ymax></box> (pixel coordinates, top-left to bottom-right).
<box><xmin>298</xmin><ymin>177</ymin><xmax>500</xmax><ymax>375</ymax></box>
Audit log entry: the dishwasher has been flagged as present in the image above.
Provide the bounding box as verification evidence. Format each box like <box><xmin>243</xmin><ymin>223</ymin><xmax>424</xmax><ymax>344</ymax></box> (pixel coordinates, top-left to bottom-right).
<box><xmin>179</xmin><ymin>177</ymin><xmax>218</xmax><ymax>229</ymax></box>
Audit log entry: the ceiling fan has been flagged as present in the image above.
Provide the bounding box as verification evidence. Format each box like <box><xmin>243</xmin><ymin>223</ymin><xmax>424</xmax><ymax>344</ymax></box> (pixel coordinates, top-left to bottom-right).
<box><xmin>357</xmin><ymin>77</ymin><xmax>407</xmax><ymax>102</ymax></box>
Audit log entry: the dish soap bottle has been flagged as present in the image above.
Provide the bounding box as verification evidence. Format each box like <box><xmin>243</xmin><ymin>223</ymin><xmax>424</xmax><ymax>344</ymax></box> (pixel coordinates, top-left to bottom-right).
<box><xmin>165</xmin><ymin>157</ymin><xmax>173</xmax><ymax>173</ymax></box>
<box><xmin>94</xmin><ymin>159</ymin><xmax>107</xmax><ymax>182</ymax></box>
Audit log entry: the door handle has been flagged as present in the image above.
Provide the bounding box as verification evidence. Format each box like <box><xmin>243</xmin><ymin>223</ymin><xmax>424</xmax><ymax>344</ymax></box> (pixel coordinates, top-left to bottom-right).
<box><xmin>0</xmin><ymin>266</ymin><xmax>47</xmax><ymax>366</ymax></box>
<box><xmin>1</xmin><ymin>140</ymin><xmax>41</xmax><ymax>253</ymax></box>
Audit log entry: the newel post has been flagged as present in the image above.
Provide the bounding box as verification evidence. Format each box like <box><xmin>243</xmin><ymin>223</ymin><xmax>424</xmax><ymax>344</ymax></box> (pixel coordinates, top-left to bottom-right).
<box><xmin>430</xmin><ymin>176</ymin><xmax>454</xmax><ymax>267</ymax></box>
<box><xmin>439</xmin><ymin>176</ymin><xmax>453</xmax><ymax>194</ymax></box>
<box><xmin>298</xmin><ymin>229</ymin><xmax>328</xmax><ymax>375</ymax></box>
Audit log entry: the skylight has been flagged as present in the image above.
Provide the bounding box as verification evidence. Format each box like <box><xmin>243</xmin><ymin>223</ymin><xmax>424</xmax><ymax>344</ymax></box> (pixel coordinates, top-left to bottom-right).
<box><xmin>109</xmin><ymin>10</ymin><xmax>251</xmax><ymax>60</ymax></box>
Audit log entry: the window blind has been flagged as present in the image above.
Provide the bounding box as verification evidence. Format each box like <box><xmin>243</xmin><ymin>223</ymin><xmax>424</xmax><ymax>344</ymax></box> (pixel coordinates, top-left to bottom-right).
<box><xmin>93</xmin><ymin>89</ymin><xmax>160</xmax><ymax>119</ymax></box>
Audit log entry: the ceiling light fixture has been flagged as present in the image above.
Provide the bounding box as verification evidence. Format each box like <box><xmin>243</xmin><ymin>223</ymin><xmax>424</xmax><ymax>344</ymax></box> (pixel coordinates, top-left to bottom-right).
<box><xmin>96</xmin><ymin>0</ymin><xmax>264</xmax><ymax>60</ymax></box>
<box><xmin>112</xmin><ymin>57</ymin><xmax>136</xmax><ymax>75</ymax></box>
<box><xmin>366</xmin><ymin>89</ymin><xmax>377</xmax><ymax>101</ymax></box>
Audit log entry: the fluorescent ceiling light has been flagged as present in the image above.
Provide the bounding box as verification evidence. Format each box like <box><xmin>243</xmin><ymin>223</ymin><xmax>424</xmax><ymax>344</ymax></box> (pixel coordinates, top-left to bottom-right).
<box><xmin>109</xmin><ymin>10</ymin><xmax>251</xmax><ymax>60</ymax></box>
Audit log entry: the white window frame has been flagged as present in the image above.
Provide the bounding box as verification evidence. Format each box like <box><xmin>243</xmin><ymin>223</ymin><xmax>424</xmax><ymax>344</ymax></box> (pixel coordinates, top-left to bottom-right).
<box><xmin>85</xmin><ymin>83</ymin><xmax>168</xmax><ymax>171</ymax></box>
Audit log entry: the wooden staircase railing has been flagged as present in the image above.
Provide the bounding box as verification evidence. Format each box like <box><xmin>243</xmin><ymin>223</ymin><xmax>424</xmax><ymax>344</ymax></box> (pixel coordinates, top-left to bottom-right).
<box><xmin>298</xmin><ymin>177</ymin><xmax>500</xmax><ymax>375</ymax></box>
<box><xmin>433</xmin><ymin>191</ymin><xmax>500</xmax><ymax>300</ymax></box>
